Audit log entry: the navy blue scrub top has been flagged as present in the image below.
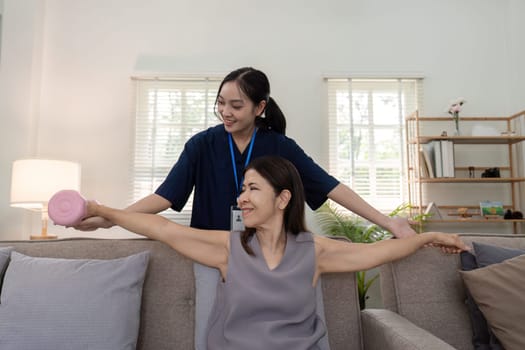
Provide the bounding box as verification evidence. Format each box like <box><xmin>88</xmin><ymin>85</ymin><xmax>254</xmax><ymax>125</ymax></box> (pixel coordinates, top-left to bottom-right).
<box><xmin>155</xmin><ymin>125</ymin><xmax>339</xmax><ymax>230</ymax></box>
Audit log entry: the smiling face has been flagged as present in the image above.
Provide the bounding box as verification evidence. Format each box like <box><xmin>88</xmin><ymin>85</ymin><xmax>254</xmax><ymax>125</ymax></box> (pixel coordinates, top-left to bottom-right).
<box><xmin>216</xmin><ymin>81</ymin><xmax>266</xmax><ymax>137</ymax></box>
<box><xmin>237</xmin><ymin>169</ymin><xmax>290</xmax><ymax>230</ymax></box>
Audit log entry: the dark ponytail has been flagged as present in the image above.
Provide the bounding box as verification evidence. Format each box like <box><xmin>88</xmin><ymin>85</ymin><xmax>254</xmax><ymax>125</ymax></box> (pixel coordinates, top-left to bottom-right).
<box><xmin>256</xmin><ymin>97</ymin><xmax>286</xmax><ymax>135</ymax></box>
<box><xmin>215</xmin><ymin>67</ymin><xmax>287</xmax><ymax>135</ymax></box>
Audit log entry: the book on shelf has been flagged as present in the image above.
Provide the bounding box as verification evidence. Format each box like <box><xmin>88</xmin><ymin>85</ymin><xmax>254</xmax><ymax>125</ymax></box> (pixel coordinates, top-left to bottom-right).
<box><xmin>433</xmin><ymin>141</ymin><xmax>443</xmax><ymax>177</ymax></box>
<box><xmin>440</xmin><ymin>140</ymin><xmax>455</xmax><ymax>177</ymax></box>
<box><xmin>418</xmin><ymin>147</ymin><xmax>431</xmax><ymax>177</ymax></box>
<box><xmin>421</xmin><ymin>140</ymin><xmax>455</xmax><ymax>178</ymax></box>
<box><xmin>420</xmin><ymin>143</ymin><xmax>435</xmax><ymax>178</ymax></box>
<box><xmin>424</xmin><ymin>202</ymin><xmax>442</xmax><ymax>219</ymax></box>
<box><xmin>479</xmin><ymin>201</ymin><xmax>504</xmax><ymax>218</ymax></box>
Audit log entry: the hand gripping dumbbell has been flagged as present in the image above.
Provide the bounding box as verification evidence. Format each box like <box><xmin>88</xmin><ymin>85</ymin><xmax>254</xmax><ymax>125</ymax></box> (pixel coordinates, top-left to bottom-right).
<box><xmin>48</xmin><ymin>190</ymin><xmax>89</xmax><ymax>227</ymax></box>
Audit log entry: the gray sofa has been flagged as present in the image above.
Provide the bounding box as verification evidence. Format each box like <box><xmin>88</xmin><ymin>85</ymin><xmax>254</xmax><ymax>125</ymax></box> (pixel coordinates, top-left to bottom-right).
<box><xmin>3</xmin><ymin>234</ymin><xmax>521</xmax><ymax>349</ymax></box>
<box><xmin>364</xmin><ymin>233</ymin><xmax>525</xmax><ymax>350</ymax></box>
<box><xmin>0</xmin><ymin>237</ymin><xmax>364</xmax><ymax>350</ymax></box>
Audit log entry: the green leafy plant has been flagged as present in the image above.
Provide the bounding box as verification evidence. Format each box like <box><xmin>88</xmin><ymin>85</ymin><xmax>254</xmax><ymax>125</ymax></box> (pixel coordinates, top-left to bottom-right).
<box><xmin>315</xmin><ymin>201</ymin><xmax>427</xmax><ymax>309</ymax></box>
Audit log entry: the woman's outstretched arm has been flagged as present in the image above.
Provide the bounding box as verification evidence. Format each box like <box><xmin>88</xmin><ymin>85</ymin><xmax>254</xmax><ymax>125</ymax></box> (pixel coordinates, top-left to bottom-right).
<box><xmin>75</xmin><ymin>194</ymin><xmax>172</xmax><ymax>231</ymax></box>
<box><xmin>328</xmin><ymin>183</ymin><xmax>417</xmax><ymax>238</ymax></box>
<box><xmin>314</xmin><ymin>232</ymin><xmax>469</xmax><ymax>275</ymax></box>
<box><xmin>87</xmin><ymin>201</ymin><xmax>230</xmax><ymax>273</ymax></box>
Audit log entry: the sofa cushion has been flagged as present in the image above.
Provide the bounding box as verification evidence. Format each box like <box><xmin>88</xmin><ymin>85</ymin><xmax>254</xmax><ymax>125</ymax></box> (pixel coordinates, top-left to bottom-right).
<box><xmin>0</xmin><ymin>250</ymin><xmax>150</xmax><ymax>350</ymax></box>
<box><xmin>460</xmin><ymin>243</ymin><xmax>524</xmax><ymax>350</ymax></box>
<box><xmin>472</xmin><ymin>241</ymin><xmax>524</xmax><ymax>267</ymax></box>
<box><xmin>460</xmin><ymin>254</ymin><xmax>525</xmax><ymax>350</ymax></box>
<box><xmin>0</xmin><ymin>247</ymin><xmax>13</xmax><ymax>272</ymax></box>
<box><xmin>460</xmin><ymin>241</ymin><xmax>525</xmax><ymax>350</ymax></box>
<box><xmin>460</xmin><ymin>251</ymin><xmax>503</xmax><ymax>350</ymax></box>
<box><xmin>0</xmin><ymin>247</ymin><xmax>14</xmax><ymax>295</ymax></box>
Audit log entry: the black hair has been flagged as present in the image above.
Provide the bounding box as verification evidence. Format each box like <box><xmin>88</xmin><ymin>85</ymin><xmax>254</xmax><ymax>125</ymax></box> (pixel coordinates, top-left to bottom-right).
<box><xmin>215</xmin><ymin>67</ymin><xmax>287</xmax><ymax>135</ymax></box>
<box><xmin>240</xmin><ymin>156</ymin><xmax>307</xmax><ymax>255</ymax></box>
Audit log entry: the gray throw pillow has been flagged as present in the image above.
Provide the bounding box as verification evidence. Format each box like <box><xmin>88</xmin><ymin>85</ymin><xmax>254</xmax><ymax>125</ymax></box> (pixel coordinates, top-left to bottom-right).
<box><xmin>0</xmin><ymin>247</ymin><xmax>14</xmax><ymax>295</ymax></box>
<box><xmin>473</xmin><ymin>242</ymin><xmax>525</xmax><ymax>267</ymax></box>
<box><xmin>0</xmin><ymin>251</ymin><xmax>150</xmax><ymax>350</ymax></box>
<box><xmin>0</xmin><ymin>246</ymin><xmax>13</xmax><ymax>275</ymax></box>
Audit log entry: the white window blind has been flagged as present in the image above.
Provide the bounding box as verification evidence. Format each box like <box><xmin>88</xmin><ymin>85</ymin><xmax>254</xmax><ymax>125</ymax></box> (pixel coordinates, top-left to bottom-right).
<box><xmin>326</xmin><ymin>78</ymin><xmax>423</xmax><ymax>212</ymax></box>
<box><xmin>132</xmin><ymin>77</ymin><xmax>222</xmax><ymax>224</ymax></box>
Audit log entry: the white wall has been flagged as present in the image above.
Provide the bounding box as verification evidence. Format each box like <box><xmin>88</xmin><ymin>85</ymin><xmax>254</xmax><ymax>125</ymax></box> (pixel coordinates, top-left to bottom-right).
<box><xmin>0</xmin><ymin>0</ymin><xmax>523</xmax><ymax>240</ymax></box>
<box><xmin>507</xmin><ymin>0</ymin><xmax>525</xmax><ymax>111</ymax></box>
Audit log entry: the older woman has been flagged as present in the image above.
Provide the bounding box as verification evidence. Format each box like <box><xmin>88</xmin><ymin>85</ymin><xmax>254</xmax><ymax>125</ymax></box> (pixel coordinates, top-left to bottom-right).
<box><xmin>85</xmin><ymin>156</ymin><xmax>468</xmax><ymax>350</ymax></box>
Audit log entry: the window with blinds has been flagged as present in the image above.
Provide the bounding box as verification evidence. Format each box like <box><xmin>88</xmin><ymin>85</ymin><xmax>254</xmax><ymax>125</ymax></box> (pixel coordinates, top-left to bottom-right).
<box><xmin>132</xmin><ymin>77</ymin><xmax>222</xmax><ymax>224</ymax></box>
<box><xmin>326</xmin><ymin>78</ymin><xmax>422</xmax><ymax>212</ymax></box>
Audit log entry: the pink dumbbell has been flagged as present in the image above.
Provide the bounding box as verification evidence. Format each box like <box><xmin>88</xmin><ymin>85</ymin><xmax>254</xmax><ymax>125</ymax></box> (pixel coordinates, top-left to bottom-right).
<box><xmin>48</xmin><ymin>190</ymin><xmax>88</xmax><ymax>226</ymax></box>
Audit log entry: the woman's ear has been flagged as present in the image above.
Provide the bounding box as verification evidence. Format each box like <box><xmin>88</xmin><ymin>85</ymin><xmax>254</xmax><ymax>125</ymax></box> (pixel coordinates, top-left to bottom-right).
<box><xmin>278</xmin><ymin>189</ymin><xmax>291</xmax><ymax>210</ymax></box>
<box><xmin>255</xmin><ymin>100</ymin><xmax>267</xmax><ymax>117</ymax></box>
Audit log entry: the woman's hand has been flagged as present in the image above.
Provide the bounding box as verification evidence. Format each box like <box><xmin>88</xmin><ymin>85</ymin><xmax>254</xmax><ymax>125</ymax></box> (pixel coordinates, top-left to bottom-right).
<box><xmin>388</xmin><ymin>216</ymin><xmax>417</xmax><ymax>238</ymax></box>
<box><xmin>71</xmin><ymin>200</ymin><xmax>113</xmax><ymax>231</ymax></box>
<box><xmin>73</xmin><ymin>215</ymin><xmax>114</xmax><ymax>231</ymax></box>
<box><xmin>426</xmin><ymin>232</ymin><xmax>470</xmax><ymax>254</ymax></box>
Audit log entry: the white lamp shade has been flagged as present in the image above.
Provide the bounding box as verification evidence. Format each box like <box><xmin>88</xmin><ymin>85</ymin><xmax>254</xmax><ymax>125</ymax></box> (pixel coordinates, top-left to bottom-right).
<box><xmin>10</xmin><ymin>159</ymin><xmax>81</xmax><ymax>209</ymax></box>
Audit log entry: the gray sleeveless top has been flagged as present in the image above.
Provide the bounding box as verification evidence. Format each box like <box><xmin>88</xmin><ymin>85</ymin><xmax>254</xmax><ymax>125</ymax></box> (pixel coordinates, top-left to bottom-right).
<box><xmin>206</xmin><ymin>231</ymin><xmax>326</xmax><ymax>350</ymax></box>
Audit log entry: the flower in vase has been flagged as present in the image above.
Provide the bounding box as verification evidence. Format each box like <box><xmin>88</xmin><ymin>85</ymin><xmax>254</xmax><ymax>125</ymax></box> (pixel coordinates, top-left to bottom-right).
<box><xmin>447</xmin><ymin>97</ymin><xmax>466</xmax><ymax>135</ymax></box>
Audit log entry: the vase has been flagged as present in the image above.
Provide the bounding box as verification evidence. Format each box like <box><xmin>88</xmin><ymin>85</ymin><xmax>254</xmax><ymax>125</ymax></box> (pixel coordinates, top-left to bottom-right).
<box><xmin>453</xmin><ymin>117</ymin><xmax>460</xmax><ymax>136</ymax></box>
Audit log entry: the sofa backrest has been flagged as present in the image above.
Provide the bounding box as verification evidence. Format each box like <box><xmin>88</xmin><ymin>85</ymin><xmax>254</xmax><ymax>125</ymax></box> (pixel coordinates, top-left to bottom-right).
<box><xmin>0</xmin><ymin>238</ymin><xmax>195</xmax><ymax>349</ymax></box>
<box><xmin>0</xmin><ymin>237</ymin><xmax>362</xmax><ymax>350</ymax></box>
<box><xmin>380</xmin><ymin>234</ymin><xmax>525</xmax><ymax>350</ymax></box>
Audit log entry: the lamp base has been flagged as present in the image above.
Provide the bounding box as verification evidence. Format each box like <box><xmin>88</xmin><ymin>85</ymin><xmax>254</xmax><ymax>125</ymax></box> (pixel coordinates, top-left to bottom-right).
<box><xmin>30</xmin><ymin>234</ymin><xmax>58</xmax><ymax>240</ymax></box>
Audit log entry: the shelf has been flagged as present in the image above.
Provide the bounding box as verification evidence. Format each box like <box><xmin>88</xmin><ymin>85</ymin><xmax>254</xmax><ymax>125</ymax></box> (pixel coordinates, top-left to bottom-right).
<box><xmin>405</xmin><ymin>110</ymin><xmax>525</xmax><ymax>234</ymax></box>
<box><xmin>410</xmin><ymin>136</ymin><xmax>525</xmax><ymax>145</ymax></box>
<box><xmin>412</xmin><ymin>177</ymin><xmax>525</xmax><ymax>184</ymax></box>
<box><xmin>425</xmin><ymin>219</ymin><xmax>525</xmax><ymax>224</ymax></box>
<box><xmin>405</xmin><ymin>116</ymin><xmax>515</xmax><ymax>122</ymax></box>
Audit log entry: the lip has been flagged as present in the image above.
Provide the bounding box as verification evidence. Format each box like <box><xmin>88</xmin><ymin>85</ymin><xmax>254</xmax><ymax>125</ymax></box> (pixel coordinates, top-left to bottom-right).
<box><xmin>240</xmin><ymin>208</ymin><xmax>253</xmax><ymax>217</ymax></box>
<box><xmin>223</xmin><ymin>119</ymin><xmax>235</xmax><ymax>127</ymax></box>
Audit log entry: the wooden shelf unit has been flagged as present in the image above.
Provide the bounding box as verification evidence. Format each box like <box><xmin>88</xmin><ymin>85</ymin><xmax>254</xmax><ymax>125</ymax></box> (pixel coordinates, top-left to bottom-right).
<box><xmin>405</xmin><ymin>110</ymin><xmax>525</xmax><ymax>233</ymax></box>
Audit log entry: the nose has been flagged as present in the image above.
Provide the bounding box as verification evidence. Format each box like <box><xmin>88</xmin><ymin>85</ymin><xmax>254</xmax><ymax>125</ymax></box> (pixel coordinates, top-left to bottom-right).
<box><xmin>237</xmin><ymin>191</ymin><xmax>248</xmax><ymax>206</ymax></box>
<box><xmin>220</xmin><ymin>104</ymin><xmax>233</xmax><ymax>117</ymax></box>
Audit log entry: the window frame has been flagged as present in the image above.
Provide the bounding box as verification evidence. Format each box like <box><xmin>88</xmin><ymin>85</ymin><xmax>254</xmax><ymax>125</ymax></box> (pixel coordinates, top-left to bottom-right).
<box><xmin>131</xmin><ymin>76</ymin><xmax>223</xmax><ymax>224</ymax></box>
<box><xmin>325</xmin><ymin>77</ymin><xmax>423</xmax><ymax>212</ymax></box>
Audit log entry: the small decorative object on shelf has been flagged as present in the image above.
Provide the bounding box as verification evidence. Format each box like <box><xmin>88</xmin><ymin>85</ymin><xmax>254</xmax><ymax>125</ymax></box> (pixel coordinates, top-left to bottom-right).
<box><xmin>481</xmin><ymin>167</ymin><xmax>501</xmax><ymax>178</ymax></box>
<box><xmin>504</xmin><ymin>209</ymin><xmax>523</xmax><ymax>220</ymax></box>
<box><xmin>456</xmin><ymin>207</ymin><xmax>470</xmax><ymax>218</ymax></box>
<box><xmin>447</xmin><ymin>97</ymin><xmax>466</xmax><ymax>136</ymax></box>
<box><xmin>468</xmin><ymin>166</ymin><xmax>475</xmax><ymax>178</ymax></box>
<box><xmin>480</xmin><ymin>200</ymin><xmax>504</xmax><ymax>218</ymax></box>
<box><xmin>424</xmin><ymin>202</ymin><xmax>442</xmax><ymax>219</ymax></box>
<box><xmin>447</xmin><ymin>208</ymin><xmax>480</xmax><ymax>219</ymax></box>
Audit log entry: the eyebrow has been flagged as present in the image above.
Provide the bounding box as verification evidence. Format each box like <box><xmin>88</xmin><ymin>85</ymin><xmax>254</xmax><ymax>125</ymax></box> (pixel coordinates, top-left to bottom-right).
<box><xmin>218</xmin><ymin>95</ymin><xmax>244</xmax><ymax>104</ymax></box>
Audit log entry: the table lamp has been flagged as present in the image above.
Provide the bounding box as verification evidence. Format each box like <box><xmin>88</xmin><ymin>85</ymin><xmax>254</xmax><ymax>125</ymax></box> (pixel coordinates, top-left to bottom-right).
<box><xmin>10</xmin><ymin>159</ymin><xmax>81</xmax><ymax>240</ymax></box>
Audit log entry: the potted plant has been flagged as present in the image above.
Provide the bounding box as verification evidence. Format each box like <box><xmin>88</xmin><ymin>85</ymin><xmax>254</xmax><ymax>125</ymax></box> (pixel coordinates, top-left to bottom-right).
<box><xmin>315</xmin><ymin>201</ymin><xmax>427</xmax><ymax>309</ymax></box>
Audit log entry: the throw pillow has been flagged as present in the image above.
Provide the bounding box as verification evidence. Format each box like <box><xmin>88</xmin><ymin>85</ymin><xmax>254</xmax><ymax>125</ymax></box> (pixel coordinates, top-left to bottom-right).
<box><xmin>460</xmin><ymin>254</ymin><xmax>525</xmax><ymax>350</ymax></box>
<box><xmin>472</xmin><ymin>241</ymin><xmax>525</xmax><ymax>267</ymax></box>
<box><xmin>460</xmin><ymin>243</ymin><xmax>524</xmax><ymax>350</ymax></box>
<box><xmin>0</xmin><ymin>247</ymin><xmax>14</xmax><ymax>295</ymax></box>
<box><xmin>0</xmin><ymin>251</ymin><xmax>150</xmax><ymax>350</ymax></box>
<box><xmin>0</xmin><ymin>246</ymin><xmax>13</xmax><ymax>275</ymax></box>
<box><xmin>460</xmin><ymin>251</ymin><xmax>503</xmax><ymax>350</ymax></box>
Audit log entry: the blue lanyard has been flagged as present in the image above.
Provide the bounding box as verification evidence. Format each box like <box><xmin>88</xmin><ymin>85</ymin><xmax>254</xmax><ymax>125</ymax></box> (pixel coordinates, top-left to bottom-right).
<box><xmin>228</xmin><ymin>128</ymin><xmax>258</xmax><ymax>197</ymax></box>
